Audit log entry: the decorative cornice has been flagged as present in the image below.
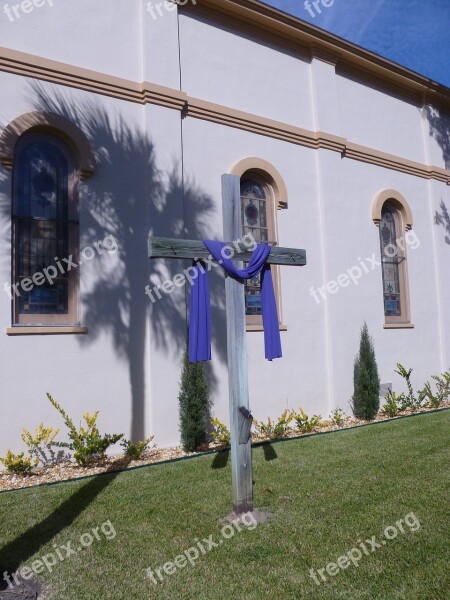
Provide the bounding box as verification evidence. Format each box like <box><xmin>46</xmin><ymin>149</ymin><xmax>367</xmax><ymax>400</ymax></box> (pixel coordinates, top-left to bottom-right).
<box><xmin>344</xmin><ymin>143</ymin><xmax>449</xmax><ymax>184</ymax></box>
<box><xmin>186</xmin><ymin>98</ymin><xmax>449</xmax><ymax>184</ymax></box>
<box><xmin>0</xmin><ymin>47</ymin><xmax>188</xmax><ymax>109</ymax></box>
<box><xmin>0</xmin><ymin>47</ymin><xmax>448</xmax><ymax>185</ymax></box>
<box><xmin>0</xmin><ymin>46</ymin><xmax>144</xmax><ymax>103</ymax></box>
<box><xmin>142</xmin><ymin>82</ymin><xmax>187</xmax><ymax>110</ymax></box>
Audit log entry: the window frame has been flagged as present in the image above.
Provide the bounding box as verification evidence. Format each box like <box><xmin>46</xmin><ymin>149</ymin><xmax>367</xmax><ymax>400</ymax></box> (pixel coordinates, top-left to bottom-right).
<box><xmin>378</xmin><ymin>200</ymin><xmax>411</xmax><ymax>325</ymax></box>
<box><xmin>11</xmin><ymin>131</ymin><xmax>80</xmax><ymax>327</ymax></box>
<box><xmin>240</xmin><ymin>171</ymin><xmax>282</xmax><ymax>328</ymax></box>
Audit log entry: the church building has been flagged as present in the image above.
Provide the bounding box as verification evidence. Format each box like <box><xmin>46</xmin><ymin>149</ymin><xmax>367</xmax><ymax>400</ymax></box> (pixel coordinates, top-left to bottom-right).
<box><xmin>0</xmin><ymin>0</ymin><xmax>449</xmax><ymax>455</ymax></box>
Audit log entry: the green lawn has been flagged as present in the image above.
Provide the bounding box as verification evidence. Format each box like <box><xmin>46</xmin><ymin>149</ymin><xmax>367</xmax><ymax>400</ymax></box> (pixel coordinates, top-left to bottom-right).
<box><xmin>0</xmin><ymin>411</ymin><xmax>448</xmax><ymax>599</ymax></box>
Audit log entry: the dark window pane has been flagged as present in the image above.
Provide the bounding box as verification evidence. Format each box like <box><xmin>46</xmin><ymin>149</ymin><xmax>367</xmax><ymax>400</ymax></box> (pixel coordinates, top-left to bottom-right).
<box><xmin>13</xmin><ymin>136</ymin><xmax>75</xmax><ymax>319</ymax></box>
<box><xmin>15</xmin><ymin>141</ymin><xmax>69</xmax><ymax>221</ymax></box>
<box><xmin>380</xmin><ymin>206</ymin><xmax>402</xmax><ymax>317</ymax></box>
<box><xmin>241</xmin><ymin>178</ymin><xmax>269</xmax><ymax>316</ymax></box>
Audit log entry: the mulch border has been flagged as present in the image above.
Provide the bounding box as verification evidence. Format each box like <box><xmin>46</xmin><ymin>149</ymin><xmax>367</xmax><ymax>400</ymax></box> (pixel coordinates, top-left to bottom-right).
<box><xmin>1</xmin><ymin>406</ymin><xmax>448</xmax><ymax>496</ymax></box>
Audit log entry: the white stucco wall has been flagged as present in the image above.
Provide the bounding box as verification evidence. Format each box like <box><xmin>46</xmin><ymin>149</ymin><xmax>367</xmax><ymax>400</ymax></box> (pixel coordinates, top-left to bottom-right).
<box><xmin>337</xmin><ymin>72</ymin><xmax>427</xmax><ymax>164</ymax></box>
<box><xmin>178</xmin><ymin>11</ymin><xmax>315</xmax><ymax>129</ymax></box>
<box><xmin>0</xmin><ymin>3</ymin><xmax>448</xmax><ymax>460</ymax></box>
<box><xmin>0</xmin><ymin>0</ymin><xmax>143</xmax><ymax>81</ymax></box>
<box><xmin>0</xmin><ymin>73</ymin><xmax>154</xmax><ymax>453</ymax></box>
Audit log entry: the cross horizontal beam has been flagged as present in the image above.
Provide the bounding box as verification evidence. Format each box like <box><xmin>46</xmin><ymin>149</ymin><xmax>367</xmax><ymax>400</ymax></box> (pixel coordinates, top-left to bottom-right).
<box><xmin>148</xmin><ymin>237</ymin><xmax>306</xmax><ymax>266</ymax></box>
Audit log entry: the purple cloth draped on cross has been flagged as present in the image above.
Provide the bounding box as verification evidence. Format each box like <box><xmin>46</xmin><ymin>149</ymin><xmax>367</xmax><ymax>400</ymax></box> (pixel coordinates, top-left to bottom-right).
<box><xmin>189</xmin><ymin>240</ymin><xmax>282</xmax><ymax>363</ymax></box>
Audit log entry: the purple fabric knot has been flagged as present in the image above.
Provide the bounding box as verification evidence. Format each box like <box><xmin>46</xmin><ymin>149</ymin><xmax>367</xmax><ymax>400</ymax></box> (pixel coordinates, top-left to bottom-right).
<box><xmin>189</xmin><ymin>240</ymin><xmax>282</xmax><ymax>362</ymax></box>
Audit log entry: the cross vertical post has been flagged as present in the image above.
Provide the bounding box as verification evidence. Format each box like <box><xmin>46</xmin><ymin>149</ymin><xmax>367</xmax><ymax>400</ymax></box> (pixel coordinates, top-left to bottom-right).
<box><xmin>221</xmin><ymin>173</ymin><xmax>253</xmax><ymax>514</ymax></box>
<box><xmin>148</xmin><ymin>188</ymin><xmax>306</xmax><ymax>515</ymax></box>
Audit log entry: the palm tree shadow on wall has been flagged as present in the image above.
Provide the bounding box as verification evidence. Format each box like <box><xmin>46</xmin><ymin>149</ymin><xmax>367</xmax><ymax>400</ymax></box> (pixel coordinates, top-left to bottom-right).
<box><xmin>425</xmin><ymin>106</ymin><xmax>450</xmax><ymax>247</ymax></box>
<box><xmin>435</xmin><ymin>200</ymin><xmax>450</xmax><ymax>246</ymax></box>
<box><xmin>425</xmin><ymin>105</ymin><xmax>450</xmax><ymax>169</ymax></box>
<box><xmin>16</xmin><ymin>82</ymin><xmax>228</xmax><ymax>441</ymax></box>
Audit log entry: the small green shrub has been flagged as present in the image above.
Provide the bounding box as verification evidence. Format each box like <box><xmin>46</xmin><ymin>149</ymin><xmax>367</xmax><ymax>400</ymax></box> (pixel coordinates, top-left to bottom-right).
<box><xmin>292</xmin><ymin>408</ymin><xmax>322</xmax><ymax>433</ymax></box>
<box><xmin>330</xmin><ymin>408</ymin><xmax>346</xmax><ymax>428</ymax></box>
<box><xmin>254</xmin><ymin>409</ymin><xmax>294</xmax><ymax>439</ymax></box>
<box><xmin>21</xmin><ymin>423</ymin><xmax>62</xmax><ymax>466</ymax></box>
<box><xmin>419</xmin><ymin>373</ymin><xmax>449</xmax><ymax>408</ymax></box>
<box><xmin>178</xmin><ymin>350</ymin><xmax>210</xmax><ymax>452</ymax></box>
<box><xmin>120</xmin><ymin>437</ymin><xmax>155</xmax><ymax>460</ymax></box>
<box><xmin>382</xmin><ymin>391</ymin><xmax>404</xmax><ymax>417</ymax></box>
<box><xmin>395</xmin><ymin>364</ymin><xmax>426</xmax><ymax>411</ymax></box>
<box><xmin>210</xmin><ymin>418</ymin><xmax>231</xmax><ymax>445</ymax></box>
<box><xmin>47</xmin><ymin>394</ymin><xmax>123</xmax><ymax>466</ymax></box>
<box><xmin>352</xmin><ymin>323</ymin><xmax>380</xmax><ymax>420</ymax></box>
<box><xmin>433</xmin><ymin>372</ymin><xmax>450</xmax><ymax>401</ymax></box>
<box><xmin>420</xmin><ymin>382</ymin><xmax>439</xmax><ymax>408</ymax></box>
<box><xmin>0</xmin><ymin>450</ymin><xmax>37</xmax><ymax>475</ymax></box>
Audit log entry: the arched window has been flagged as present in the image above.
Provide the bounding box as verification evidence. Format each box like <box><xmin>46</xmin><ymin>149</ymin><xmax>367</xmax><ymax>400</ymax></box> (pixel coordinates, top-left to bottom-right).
<box><xmin>379</xmin><ymin>201</ymin><xmax>410</xmax><ymax>324</ymax></box>
<box><xmin>240</xmin><ymin>173</ymin><xmax>281</xmax><ymax>326</ymax></box>
<box><xmin>11</xmin><ymin>132</ymin><xmax>79</xmax><ymax>326</ymax></box>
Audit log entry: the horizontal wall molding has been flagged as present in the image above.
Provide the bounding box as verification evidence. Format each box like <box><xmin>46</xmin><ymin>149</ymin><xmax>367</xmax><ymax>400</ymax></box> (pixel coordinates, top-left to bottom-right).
<box><xmin>0</xmin><ymin>46</ymin><xmax>448</xmax><ymax>185</ymax></box>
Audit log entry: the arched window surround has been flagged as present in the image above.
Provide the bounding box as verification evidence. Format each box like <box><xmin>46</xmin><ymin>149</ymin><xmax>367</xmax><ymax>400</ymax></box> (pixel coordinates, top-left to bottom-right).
<box><xmin>1</xmin><ymin>113</ymin><xmax>94</xmax><ymax>333</ymax></box>
<box><xmin>230</xmin><ymin>157</ymin><xmax>288</xmax><ymax>209</ymax></box>
<box><xmin>11</xmin><ymin>131</ymin><xmax>80</xmax><ymax>327</ymax></box>
<box><xmin>230</xmin><ymin>158</ymin><xmax>287</xmax><ymax>330</ymax></box>
<box><xmin>0</xmin><ymin>111</ymin><xmax>95</xmax><ymax>180</ymax></box>
<box><xmin>372</xmin><ymin>189</ymin><xmax>413</xmax><ymax>231</ymax></box>
<box><xmin>372</xmin><ymin>190</ymin><xmax>413</xmax><ymax>327</ymax></box>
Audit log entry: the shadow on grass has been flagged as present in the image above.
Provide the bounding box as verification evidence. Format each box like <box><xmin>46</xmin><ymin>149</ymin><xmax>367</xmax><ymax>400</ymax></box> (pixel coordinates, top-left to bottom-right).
<box><xmin>262</xmin><ymin>443</ymin><xmax>278</xmax><ymax>461</ymax></box>
<box><xmin>0</xmin><ymin>468</ymin><xmax>121</xmax><ymax>589</ymax></box>
<box><xmin>211</xmin><ymin>450</ymin><xmax>229</xmax><ymax>470</ymax></box>
<box><xmin>210</xmin><ymin>442</ymin><xmax>278</xmax><ymax>469</ymax></box>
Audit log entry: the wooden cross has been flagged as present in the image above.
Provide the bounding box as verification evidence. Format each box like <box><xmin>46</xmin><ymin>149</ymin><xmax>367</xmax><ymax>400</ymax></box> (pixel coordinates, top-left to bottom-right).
<box><xmin>148</xmin><ymin>174</ymin><xmax>306</xmax><ymax>515</ymax></box>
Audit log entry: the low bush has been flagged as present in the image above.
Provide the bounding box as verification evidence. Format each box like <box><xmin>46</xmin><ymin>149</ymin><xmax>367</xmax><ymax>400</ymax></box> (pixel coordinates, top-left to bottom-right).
<box><xmin>381</xmin><ymin>391</ymin><xmax>404</xmax><ymax>417</ymax></box>
<box><xmin>395</xmin><ymin>363</ymin><xmax>426</xmax><ymax>411</ymax></box>
<box><xmin>47</xmin><ymin>394</ymin><xmax>123</xmax><ymax>466</ymax></box>
<box><xmin>421</xmin><ymin>372</ymin><xmax>450</xmax><ymax>408</ymax></box>
<box><xmin>0</xmin><ymin>450</ymin><xmax>37</xmax><ymax>475</ymax></box>
<box><xmin>329</xmin><ymin>408</ymin><xmax>346</xmax><ymax>428</ymax></box>
<box><xmin>210</xmin><ymin>418</ymin><xmax>231</xmax><ymax>446</ymax></box>
<box><xmin>253</xmin><ymin>409</ymin><xmax>294</xmax><ymax>439</ymax></box>
<box><xmin>292</xmin><ymin>408</ymin><xmax>322</xmax><ymax>433</ymax></box>
<box><xmin>120</xmin><ymin>437</ymin><xmax>155</xmax><ymax>460</ymax></box>
<box><xmin>21</xmin><ymin>423</ymin><xmax>64</xmax><ymax>466</ymax></box>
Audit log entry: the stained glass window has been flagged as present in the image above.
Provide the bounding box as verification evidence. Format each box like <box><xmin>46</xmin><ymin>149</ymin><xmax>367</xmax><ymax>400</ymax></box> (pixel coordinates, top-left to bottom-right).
<box><xmin>379</xmin><ymin>204</ymin><xmax>402</xmax><ymax>317</ymax></box>
<box><xmin>240</xmin><ymin>177</ymin><xmax>270</xmax><ymax>317</ymax></box>
<box><xmin>12</xmin><ymin>133</ymin><xmax>79</xmax><ymax>325</ymax></box>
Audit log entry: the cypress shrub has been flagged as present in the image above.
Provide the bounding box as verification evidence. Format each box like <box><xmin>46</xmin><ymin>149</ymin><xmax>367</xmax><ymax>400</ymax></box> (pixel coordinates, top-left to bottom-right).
<box><xmin>352</xmin><ymin>322</ymin><xmax>380</xmax><ymax>420</ymax></box>
<box><xmin>178</xmin><ymin>349</ymin><xmax>210</xmax><ymax>452</ymax></box>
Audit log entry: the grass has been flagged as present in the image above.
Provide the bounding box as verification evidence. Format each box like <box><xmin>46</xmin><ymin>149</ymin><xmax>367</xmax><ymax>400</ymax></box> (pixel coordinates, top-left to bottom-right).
<box><xmin>0</xmin><ymin>410</ymin><xmax>448</xmax><ymax>599</ymax></box>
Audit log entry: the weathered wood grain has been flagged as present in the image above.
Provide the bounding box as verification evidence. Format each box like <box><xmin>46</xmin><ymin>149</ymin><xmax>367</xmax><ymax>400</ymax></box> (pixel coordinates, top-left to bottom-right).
<box><xmin>222</xmin><ymin>173</ymin><xmax>254</xmax><ymax>515</ymax></box>
<box><xmin>148</xmin><ymin>237</ymin><xmax>306</xmax><ymax>266</ymax></box>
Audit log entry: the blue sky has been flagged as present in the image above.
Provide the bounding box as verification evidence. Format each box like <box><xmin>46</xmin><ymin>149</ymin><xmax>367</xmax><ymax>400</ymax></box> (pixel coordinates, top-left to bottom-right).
<box><xmin>263</xmin><ymin>0</ymin><xmax>450</xmax><ymax>88</ymax></box>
